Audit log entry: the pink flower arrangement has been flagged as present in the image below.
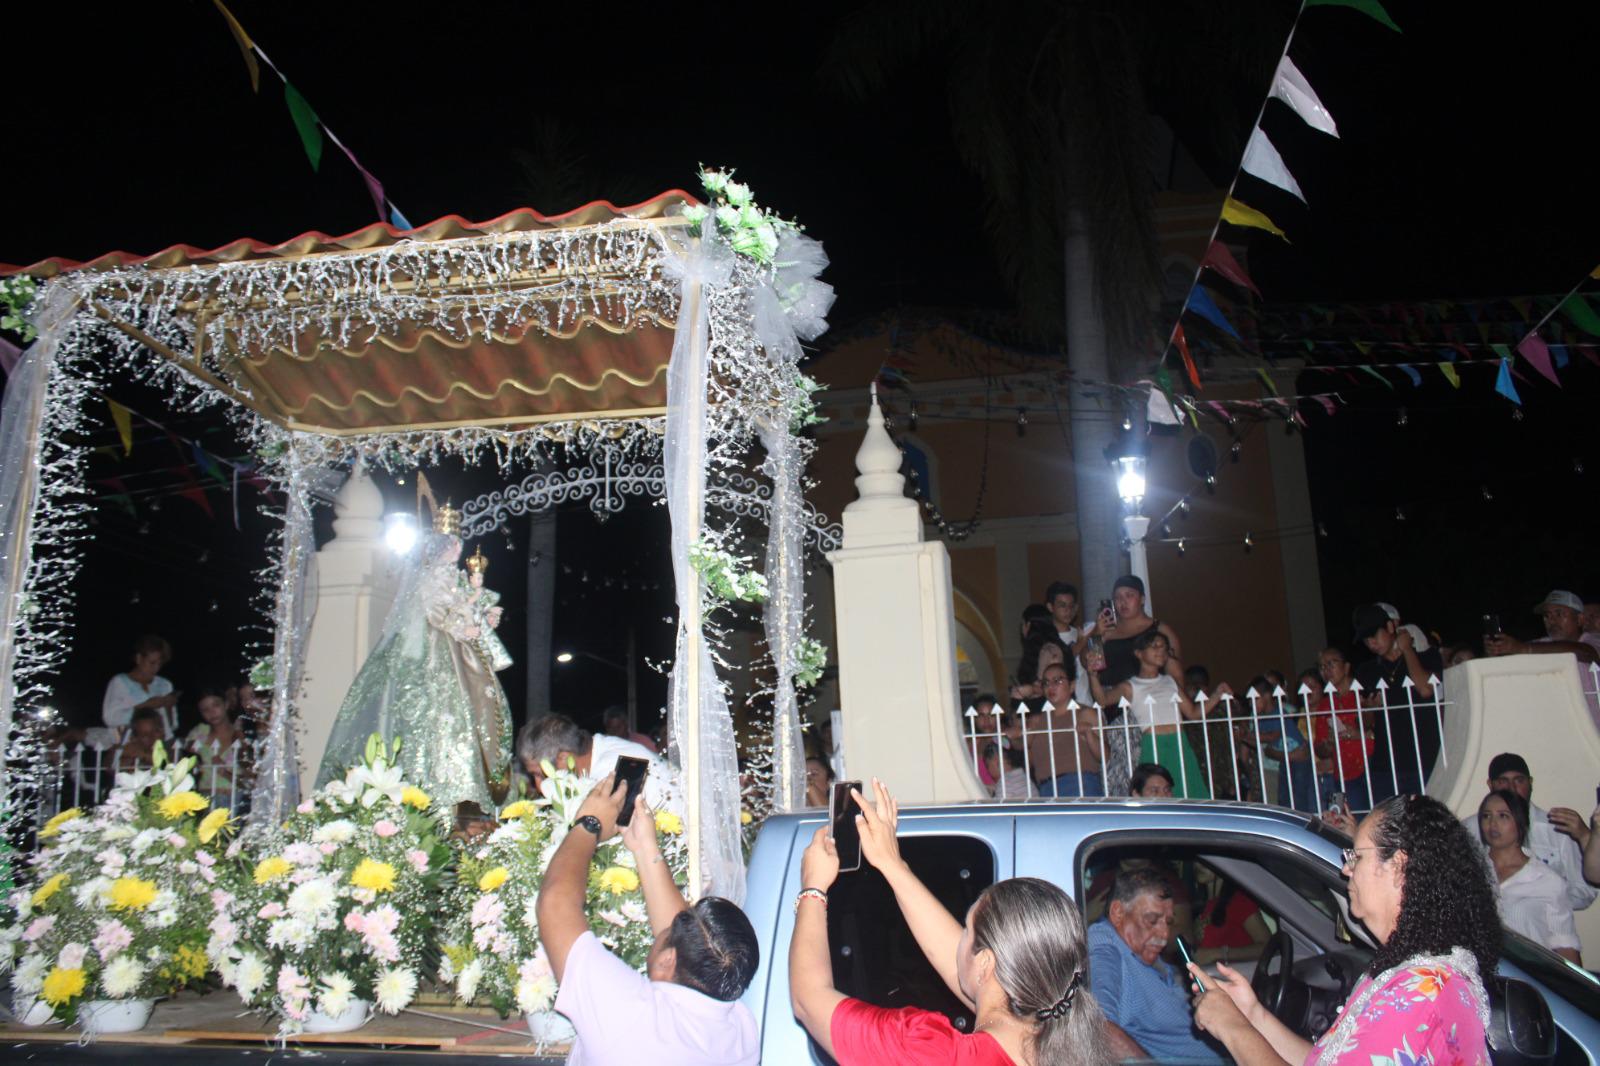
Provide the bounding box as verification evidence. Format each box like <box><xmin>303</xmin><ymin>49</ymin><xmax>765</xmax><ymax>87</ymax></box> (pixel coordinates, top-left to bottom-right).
<box><xmin>93</xmin><ymin>919</ymin><xmax>134</xmax><ymax>959</ymax></box>
<box><xmin>373</xmin><ymin>819</ymin><xmax>399</xmax><ymax>838</ymax></box>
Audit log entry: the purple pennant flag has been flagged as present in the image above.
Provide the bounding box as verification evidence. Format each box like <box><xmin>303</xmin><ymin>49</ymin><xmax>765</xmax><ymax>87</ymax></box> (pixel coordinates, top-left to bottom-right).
<box><xmin>1516</xmin><ymin>333</ymin><xmax>1561</xmax><ymax>387</ymax></box>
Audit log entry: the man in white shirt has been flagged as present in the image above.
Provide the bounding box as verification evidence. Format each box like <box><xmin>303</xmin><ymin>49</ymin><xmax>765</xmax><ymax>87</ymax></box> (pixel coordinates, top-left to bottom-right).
<box><xmin>1460</xmin><ymin>752</ymin><xmax>1597</xmax><ymax>912</ymax></box>
<box><xmin>517</xmin><ymin>713</ymin><xmax>683</xmax><ymax>816</ymax></box>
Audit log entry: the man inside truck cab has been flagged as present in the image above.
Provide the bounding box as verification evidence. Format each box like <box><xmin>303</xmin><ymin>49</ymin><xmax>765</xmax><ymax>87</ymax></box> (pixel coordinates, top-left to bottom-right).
<box><xmin>1088</xmin><ymin>866</ymin><xmax>1223</xmax><ymax>1063</ymax></box>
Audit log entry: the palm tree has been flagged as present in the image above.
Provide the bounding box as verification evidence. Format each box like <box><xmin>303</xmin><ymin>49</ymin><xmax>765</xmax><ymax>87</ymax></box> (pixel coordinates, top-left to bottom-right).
<box><xmin>823</xmin><ymin>0</ymin><xmax>1288</xmax><ymax>598</ymax></box>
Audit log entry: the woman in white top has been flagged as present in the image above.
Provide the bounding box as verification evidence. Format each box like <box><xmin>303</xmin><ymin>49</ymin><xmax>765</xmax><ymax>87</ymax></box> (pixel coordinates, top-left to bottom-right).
<box><xmin>1088</xmin><ymin>630</ymin><xmax>1208</xmax><ymax>798</ymax></box>
<box><xmin>102</xmin><ymin>634</ymin><xmax>177</xmax><ymax>741</ymax></box>
<box><xmin>1479</xmin><ymin>788</ymin><xmax>1581</xmax><ymax>964</ymax></box>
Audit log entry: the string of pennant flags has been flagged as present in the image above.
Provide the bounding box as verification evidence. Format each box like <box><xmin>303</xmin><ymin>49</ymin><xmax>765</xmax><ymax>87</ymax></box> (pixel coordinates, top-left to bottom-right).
<box><xmin>209</xmin><ymin>0</ymin><xmax>413</xmax><ymax>229</ymax></box>
<box><xmin>1156</xmin><ymin>0</ymin><xmax>1600</xmax><ymax>412</ymax></box>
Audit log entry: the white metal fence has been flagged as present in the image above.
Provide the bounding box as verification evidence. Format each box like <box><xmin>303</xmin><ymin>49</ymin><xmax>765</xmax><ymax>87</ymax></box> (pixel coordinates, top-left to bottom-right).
<box><xmin>30</xmin><ymin>737</ymin><xmax>253</xmax><ymax>829</ymax></box>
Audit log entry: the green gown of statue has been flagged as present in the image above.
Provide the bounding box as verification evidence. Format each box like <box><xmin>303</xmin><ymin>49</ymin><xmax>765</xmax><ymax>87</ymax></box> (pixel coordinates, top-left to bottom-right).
<box><xmin>316</xmin><ymin>532</ymin><xmax>513</xmax><ymax>814</ymax></box>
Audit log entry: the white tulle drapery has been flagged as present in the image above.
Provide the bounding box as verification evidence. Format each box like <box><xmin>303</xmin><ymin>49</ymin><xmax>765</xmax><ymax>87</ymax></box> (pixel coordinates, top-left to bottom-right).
<box><xmin>0</xmin><ymin>287</ymin><xmax>83</xmax><ymax>758</ymax></box>
<box><xmin>660</xmin><ymin>227</ymin><xmax>745</xmax><ymax>903</ymax></box>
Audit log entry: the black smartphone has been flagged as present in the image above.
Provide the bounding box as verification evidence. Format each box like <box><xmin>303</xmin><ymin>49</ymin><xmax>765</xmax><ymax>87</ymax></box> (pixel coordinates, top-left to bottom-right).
<box><xmin>1481</xmin><ymin>613</ymin><xmax>1502</xmax><ymax>637</ymax></box>
<box><xmin>1594</xmin><ymin>784</ymin><xmax>1600</xmax><ymax>806</ymax></box>
<box><xmin>613</xmin><ymin>756</ymin><xmax>650</xmax><ymax>828</ymax></box>
<box><xmin>830</xmin><ymin>780</ymin><xmax>864</xmax><ymax>873</ymax></box>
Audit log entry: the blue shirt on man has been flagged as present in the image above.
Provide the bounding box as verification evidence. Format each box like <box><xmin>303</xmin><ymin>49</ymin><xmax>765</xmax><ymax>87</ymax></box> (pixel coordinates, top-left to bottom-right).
<box><xmin>1087</xmin><ymin>918</ymin><xmax>1222</xmax><ymax>1063</ymax></box>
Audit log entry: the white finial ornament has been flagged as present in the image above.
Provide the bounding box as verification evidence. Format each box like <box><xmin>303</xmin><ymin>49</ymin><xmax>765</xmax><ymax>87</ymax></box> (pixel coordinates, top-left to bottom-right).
<box><xmin>840</xmin><ymin>381</ymin><xmax>922</xmax><ymax>548</ymax></box>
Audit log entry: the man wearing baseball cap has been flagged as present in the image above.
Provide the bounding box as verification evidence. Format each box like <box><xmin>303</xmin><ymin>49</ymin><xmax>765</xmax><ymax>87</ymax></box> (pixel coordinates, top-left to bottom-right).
<box><xmin>1486</xmin><ymin>590</ymin><xmax>1600</xmax><ymax>730</ymax></box>
<box><xmin>1459</xmin><ymin>752</ymin><xmax>1596</xmax><ymax>913</ymax></box>
<box><xmin>1351</xmin><ymin>602</ymin><xmax>1443</xmax><ymax>802</ymax></box>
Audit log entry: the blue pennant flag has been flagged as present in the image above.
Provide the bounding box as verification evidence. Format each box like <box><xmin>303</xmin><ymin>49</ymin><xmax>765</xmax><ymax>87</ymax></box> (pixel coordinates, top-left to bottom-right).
<box><xmin>1397</xmin><ymin>364</ymin><xmax>1422</xmax><ymax>386</ymax></box>
<box><xmin>1494</xmin><ymin>358</ymin><xmax>1522</xmax><ymax>405</ymax></box>
<box><xmin>1187</xmin><ymin>285</ymin><xmax>1241</xmax><ymax>340</ymax></box>
<box><xmin>389</xmin><ymin>206</ymin><xmax>415</xmax><ymax>231</ymax></box>
<box><xmin>1550</xmin><ymin>344</ymin><xmax>1570</xmax><ymax>369</ymax></box>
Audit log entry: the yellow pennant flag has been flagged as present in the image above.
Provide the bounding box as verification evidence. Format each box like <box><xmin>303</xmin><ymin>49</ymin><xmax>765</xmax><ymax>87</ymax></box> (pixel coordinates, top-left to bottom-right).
<box><xmin>212</xmin><ymin>0</ymin><xmax>261</xmax><ymax>93</ymax></box>
<box><xmin>1221</xmin><ymin>197</ymin><xmax>1289</xmax><ymax>242</ymax></box>
<box><xmin>1439</xmin><ymin>363</ymin><xmax>1460</xmax><ymax>388</ymax></box>
<box><xmin>107</xmin><ymin>400</ymin><xmax>134</xmax><ymax>455</ymax></box>
<box><xmin>1591</xmin><ymin>263</ymin><xmax>1600</xmax><ymax>279</ymax></box>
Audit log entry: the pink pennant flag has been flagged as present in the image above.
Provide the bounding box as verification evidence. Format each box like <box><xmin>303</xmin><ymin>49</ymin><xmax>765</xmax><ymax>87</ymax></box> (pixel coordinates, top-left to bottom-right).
<box><xmin>1201</xmin><ymin>241</ymin><xmax>1262</xmax><ymax>297</ymax></box>
<box><xmin>1314</xmin><ymin>395</ymin><xmax>1337</xmax><ymax>416</ymax></box>
<box><xmin>1516</xmin><ymin>333</ymin><xmax>1562</xmax><ymax>387</ymax></box>
<box><xmin>332</xmin><ymin>138</ymin><xmax>388</xmax><ymax>224</ymax></box>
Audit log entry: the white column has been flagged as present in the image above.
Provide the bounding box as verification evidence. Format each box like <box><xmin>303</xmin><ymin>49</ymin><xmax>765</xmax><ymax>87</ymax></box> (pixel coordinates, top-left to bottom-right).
<box><xmin>1123</xmin><ymin>514</ymin><xmax>1152</xmax><ymax>613</ymax></box>
<box><xmin>297</xmin><ymin>461</ymin><xmax>399</xmax><ymax>785</ymax></box>
<box><xmin>827</xmin><ymin>386</ymin><xmax>987</xmax><ymax>803</ymax></box>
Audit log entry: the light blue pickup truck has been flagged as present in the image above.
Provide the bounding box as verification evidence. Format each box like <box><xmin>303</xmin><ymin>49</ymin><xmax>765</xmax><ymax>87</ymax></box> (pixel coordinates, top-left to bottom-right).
<box><xmin>740</xmin><ymin>800</ymin><xmax>1600</xmax><ymax>1064</ymax></box>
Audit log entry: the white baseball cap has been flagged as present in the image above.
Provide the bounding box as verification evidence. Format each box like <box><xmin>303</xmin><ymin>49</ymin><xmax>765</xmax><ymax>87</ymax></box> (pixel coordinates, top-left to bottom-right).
<box><xmin>1534</xmin><ymin>590</ymin><xmax>1583</xmax><ymax>613</ymax></box>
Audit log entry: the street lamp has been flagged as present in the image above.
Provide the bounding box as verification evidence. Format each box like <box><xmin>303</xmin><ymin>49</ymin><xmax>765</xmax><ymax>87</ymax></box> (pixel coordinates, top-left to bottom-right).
<box><xmin>384</xmin><ymin>512</ymin><xmax>418</xmax><ymax>555</ymax></box>
<box><xmin>1114</xmin><ymin>446</ymin><xmax>1152</xmax><ymax>613</ymax></box>
<box><xmin>555</xmin><ymin>647</ymin><xmax>637</xmax><ymax>730</ymax></box>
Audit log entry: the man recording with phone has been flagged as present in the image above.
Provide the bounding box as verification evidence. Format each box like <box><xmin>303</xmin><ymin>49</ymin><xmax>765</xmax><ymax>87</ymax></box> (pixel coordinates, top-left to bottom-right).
<box><xmin>1485</xmin><ymin>589</ymin><xmax>1600</xmax><ymax>730</ymax></box>
<box><xmin>536</xmin><ymin>771</ymin><xmax>761</xmax><ymax>1065</ymax></box>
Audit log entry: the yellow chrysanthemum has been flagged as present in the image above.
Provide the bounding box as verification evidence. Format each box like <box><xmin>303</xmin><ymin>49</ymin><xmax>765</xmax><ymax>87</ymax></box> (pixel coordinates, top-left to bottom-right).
<box><xmin>39</xmin><ymin>808</ymin><xmax>82</xmax><ymax>838</ymax></box>
<box><xmin>654</xmin><ymin>810</ymin><xmax>684</xmax><ymax>835</ymax></box>
<box><xmin>41</xmin><ymin>966</ymin><xmax>87</xmax><ymax>1007</ymax></box>
<box><xmin>598</xmin><ymin>867</ymin><xmax>640</xmax><ymax>896</ymax></box>
<box><xmin>175</xmin><ymin>944</ymin><xmax>209</xmax><ymax>980</ymax></box>
<box><xmin>498</xmin><ymin>800</ymin><xmax>535</xmax><ymax>820</ymax></box>
<box><xmin>156</xmin><ymin>790</ymin><xmax>209</xmax><ymax>820</ymax></box>
<box><xmin>253</xmin><ymin>856</ymin><xmax>292</xmax><ymax>884</ymax></box>
<box><xmin>32</xmin><ymin>872</ymin><xmax>69</xmax><ymax>907</ymax></box>
<box><xmin>198</xmin><ymin>807</ymin><xmax>231</xmax><ymax>844</ymax></box>
<box><xmin>477</xmin><ymin>866</ymin><xmax>509</xmax><ymax>892</ymax></box>
<box><xmin>108</xmin><ymin>876</ymin><xmax>158</xmax><ymax>912</ymax></box>
<box><xmin>401</xmin><ymin>787</ymin><xmax>430</xmax><ymax>810</ymax></box>
<box><xmin>350</xmin><ymin>859</ymin><xmax>397</xmax><ymax>893</ymax></box>
<box><xmin>740</xmin><ymin>810</ymin><xmax>754</xmax><ymax>825</ymax></box>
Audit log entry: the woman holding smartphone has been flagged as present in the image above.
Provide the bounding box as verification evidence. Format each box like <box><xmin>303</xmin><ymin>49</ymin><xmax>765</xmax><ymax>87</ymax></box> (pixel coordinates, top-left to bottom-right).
<box><xmin>790</xmin><ymin>779</ymin><xmax>1115</xmax><ymax>1065</ymax></box>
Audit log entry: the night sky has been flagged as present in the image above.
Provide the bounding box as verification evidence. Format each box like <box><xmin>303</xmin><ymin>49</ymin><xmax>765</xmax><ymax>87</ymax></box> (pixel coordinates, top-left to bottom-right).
<box><xmin>5</xmin><ymin>1</ymin><xmax>1598</xmax><ymax>728</ymax></box>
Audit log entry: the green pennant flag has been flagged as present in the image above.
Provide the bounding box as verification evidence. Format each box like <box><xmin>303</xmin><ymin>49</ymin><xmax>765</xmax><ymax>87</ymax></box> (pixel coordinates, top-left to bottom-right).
<box><xmin>1359</xmin><ymin>365</ymin><xmax>1394</xmax><ymax>389</ymax></box>
<box><xmin>1559</xmin><ymin>294</ymin><xmax>1600</xmax><ymax>338</ymax></box>
<box><xmin>1439</xmin><ymin>363</ymin><xmax>1460</xmax><ymax>388</ymax></box>
<box><xmin>1491</xmin><ymin>342</ymin><xmax>1512</xmax><ymax>362</ymax></box>
<box><xmin>284</xmin><ymin>82</ymin><xmax>323</xmax><ymax>171</ymax></box>
<box><xmin>1255</xmin><ymin>368</ymin><xmax>1279</xmax><ymax>396</ymax></box>
<box><xmin>1305</xmin><ymin>0</ymin><xmax>1401</xmax><ymax>32</ymax></box>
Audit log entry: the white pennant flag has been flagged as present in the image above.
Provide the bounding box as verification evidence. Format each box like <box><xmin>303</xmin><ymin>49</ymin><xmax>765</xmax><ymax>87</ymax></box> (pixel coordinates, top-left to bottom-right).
<box><xmin>1140</xmin><ymin>380</ymin><xmax>1182</xmax><ymax>426</ymax></box>
<box><xmin>1271</xmin><ymin>57</ymin><xmax>1339</xmax><ymax>138</ymax></box>
<box><xmin>1241</xmin><ymin>127</ymin><xmax>1305</xmax><ymax>202</ymax></box>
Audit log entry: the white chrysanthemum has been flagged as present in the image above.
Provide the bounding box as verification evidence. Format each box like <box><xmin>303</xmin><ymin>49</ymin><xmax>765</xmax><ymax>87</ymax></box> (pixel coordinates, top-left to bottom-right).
<box><xmin>521</xmin><ymin>895</ymin><xmax>541</xmax><ymax>931</ymax></box>
<box><xmin>597</xmin><ymin>910</ymin><xmax>627</xmax><ymax>927</ymax></box>
<box><xmin>102</xmin><ymin>956</ymin><xmax>146</xmax><ymax>999</ymax></box>
<box><xmin>621</xmin><ymin>900</ymin><xmax>648</xmax><ymax>924</ymax></box>
<box><xmin>129</xmin><ymin>827</ymin><xmax>162</xmax><ymax>854</ymax></box>
<box><xmin>318</xmin><ymin>971</ymin><xmax>355</xmax><ymax>1017</ymax></box>
<box><xmin>13</xmin><ymin>953</ymin><xmax>47</xmax><ymax>995</ymax></box>
<box><xmin>374</xmin><ymin>967</ymin><xmax>417</xmax><ymax>1014</ymax></box>
<box><xmin>152</xmin><ymin>888</ymin><xmax>177</xmax><ymax>911</ymax></box>
<box><xmin>456</xmin><ymin>958</ymin><xmax>483</xmax><ymax>1003</ymax></box>
<box><xmin>437</xmin><ymin>954</ymin><xmax>456</xmax><ymax>982</ymax></box>
<box><xmin>266</xmin><ymin>917</ymin><xmax>314</xmax><ymax>950</ymax></box>
<box><xmin>76</xmin><ymin>876</ymin><xmax>112</xmax><ymax>908</ymax></box>
<box><xmin>234</xmin><ymin>953</ymin><xmax>268</xmax><ymax>999</ymax></box>
<box><xmin>312</xmin><ymin>819</ymin><xmax>358</xmax><ymax>845</ymax></box>
<box><xmin>515</xmin><ymin>973</ymin><xmax>557</xmax><ymax>1014</ymax></box>
<box><xmin>614</xmin><ymin>850</ymin><xmax>637</xmax><ymax>869</ymax></box>
<box><xmin>287</xmin><ymin>878</ymin><xmax>338</xmax><ymax>919</ymax></box>
<box><xmin>488</xmin><ymin>820</ymin><xmax>529</xmax><ymax>846</ymax></box>
<box><xmin>152</xmin><ymin>908</ymin><xmax>178</xmax><ymax>929</ymax></box>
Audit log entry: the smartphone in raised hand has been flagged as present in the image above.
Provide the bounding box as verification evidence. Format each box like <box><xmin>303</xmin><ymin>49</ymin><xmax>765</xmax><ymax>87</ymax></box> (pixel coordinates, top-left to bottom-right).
<box><xmin>830</xmin><ymin>780</ymin><xmax>864</xmax><ymax>872</ymax></box>
<box><xmin>613</xmin><ymin>756</ymin><xmax>650</xmax><ymax>828</ymax></box>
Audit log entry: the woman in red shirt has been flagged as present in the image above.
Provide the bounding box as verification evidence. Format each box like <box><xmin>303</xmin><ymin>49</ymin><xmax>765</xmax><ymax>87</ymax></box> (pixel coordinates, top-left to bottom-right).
<box><xmin>789</xmin><ymin>779</ymin><xmax>1117</xmax><ymax>1065</ymax></box>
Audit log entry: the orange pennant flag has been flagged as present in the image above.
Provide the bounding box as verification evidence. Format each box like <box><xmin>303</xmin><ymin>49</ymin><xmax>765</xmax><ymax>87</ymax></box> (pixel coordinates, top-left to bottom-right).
<box><xmin>1221</xmin><ymin>197</ymin><xmax>1288</xmax><ymax>242</ymax></box>
<box><xmin>107</xmin><ymin>400</ymin><xmax>134</xmax><ymax>455</ymax></box>
<box><xmin>212</xmin><ymin>0</ymin><xmax>261</xmax><ymax>92</ymax></box>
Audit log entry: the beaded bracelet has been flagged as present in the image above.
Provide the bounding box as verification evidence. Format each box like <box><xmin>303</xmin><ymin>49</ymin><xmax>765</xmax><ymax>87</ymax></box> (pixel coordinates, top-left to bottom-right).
<box><xmin>794</xmin><ymin>887</ymin><xmax>829</xmax><ymax>913</ymax></box>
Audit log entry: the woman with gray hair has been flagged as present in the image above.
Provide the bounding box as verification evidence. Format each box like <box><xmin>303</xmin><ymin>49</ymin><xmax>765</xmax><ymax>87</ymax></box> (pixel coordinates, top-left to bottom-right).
<box><xmin>790</xmin><ymin>778</ymin><xmax>1114</xmax><ymax>1065</ymax></box>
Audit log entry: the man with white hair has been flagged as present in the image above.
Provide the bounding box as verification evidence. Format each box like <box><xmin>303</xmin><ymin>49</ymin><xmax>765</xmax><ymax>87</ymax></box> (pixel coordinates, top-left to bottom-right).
<box><xmin>1486</xmin><ymin>590</ymin><xmax>1600</xmax><ymax>730</ymax></box>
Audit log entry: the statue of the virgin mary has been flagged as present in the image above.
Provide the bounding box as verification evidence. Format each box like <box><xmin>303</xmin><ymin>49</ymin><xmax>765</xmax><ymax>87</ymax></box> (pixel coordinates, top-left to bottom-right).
<box><xmin>316</xmin><ymin>502</ymin><xmax>513</xmax><ymax>817</ymax></box>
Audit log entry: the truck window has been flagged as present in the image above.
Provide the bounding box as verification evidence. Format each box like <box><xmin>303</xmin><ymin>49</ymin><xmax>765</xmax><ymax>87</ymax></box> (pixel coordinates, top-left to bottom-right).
<box><xmin>812</xmin><ymin>835</ymin><xmax>995</xmax><ymax>1060</ymax></box>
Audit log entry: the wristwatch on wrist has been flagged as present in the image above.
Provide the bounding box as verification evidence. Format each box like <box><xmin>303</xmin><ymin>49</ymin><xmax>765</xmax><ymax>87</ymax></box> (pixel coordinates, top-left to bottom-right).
<box><xmin>576</xmin><ymin>815</ymin><xmax>603</xmax><ymax>836</ymax></box>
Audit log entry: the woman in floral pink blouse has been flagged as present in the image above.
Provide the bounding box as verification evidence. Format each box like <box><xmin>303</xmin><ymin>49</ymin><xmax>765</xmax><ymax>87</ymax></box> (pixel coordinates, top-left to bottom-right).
<box><xmin>1188</xmin><ymin>793</ymin><xmax>1498</xmax><ymax>1065</ymax></box>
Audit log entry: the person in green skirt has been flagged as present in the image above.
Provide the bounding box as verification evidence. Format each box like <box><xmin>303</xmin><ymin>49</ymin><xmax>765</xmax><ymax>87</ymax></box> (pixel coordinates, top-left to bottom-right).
<box><xmin>1089</xmin><ymin>630</ymin><xmax>1209</xmax><ymax>798</ymax></box>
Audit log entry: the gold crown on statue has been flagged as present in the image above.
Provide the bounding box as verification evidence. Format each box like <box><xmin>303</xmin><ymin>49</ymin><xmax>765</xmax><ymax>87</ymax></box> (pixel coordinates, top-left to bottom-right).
<box><xmin>465</xmin><ymin>546</ymin><xmax>489</xmax><ymax>575</ymax></box>
<box><xmin>433</xmin><ymin>500</ymin><xmax>461</xmax><ymax>535</ymax></box>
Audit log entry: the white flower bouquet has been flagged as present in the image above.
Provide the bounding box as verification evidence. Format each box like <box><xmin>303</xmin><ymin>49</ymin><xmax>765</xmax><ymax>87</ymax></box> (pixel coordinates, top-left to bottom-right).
<box><xmin>0</xmin><ymin>743</ymin><xmax>241</xmax><ymax>1024</ymax></box>
<box><xmin>440</xmin><ymin>763</ymin><xmax>689</xmax><ymax>1018</ymax></box>
<box><xmin>217</xmin><ymin>736</ymin><xmax>449</xmax><ymax>1030</ymax></box>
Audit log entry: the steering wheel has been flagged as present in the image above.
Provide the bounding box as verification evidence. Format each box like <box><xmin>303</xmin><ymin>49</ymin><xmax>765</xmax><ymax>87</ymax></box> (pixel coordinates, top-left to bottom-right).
<box><xmin>1251</xmin><ymin>928</ymin><xmax>1295</xmax><ymax>1019</ymax></box>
